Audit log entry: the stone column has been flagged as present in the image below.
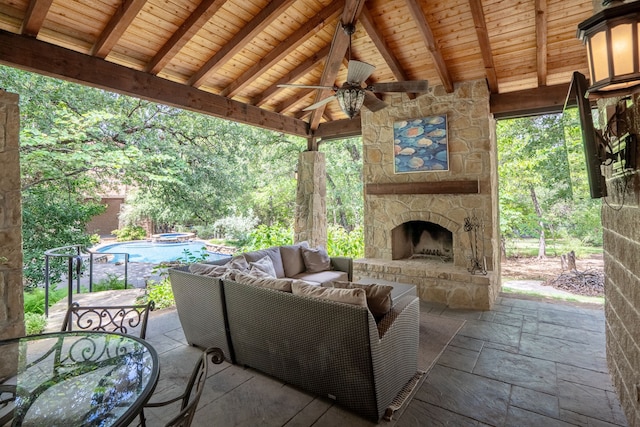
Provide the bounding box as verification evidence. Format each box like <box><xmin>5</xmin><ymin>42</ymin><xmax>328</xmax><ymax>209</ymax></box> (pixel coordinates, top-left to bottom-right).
<box><xmin>294</xmin><ymin>151</ymin><xmax>327</xmax><ymax>247</ymax></box>
<box><xmin>0</xmin><ymin>90</ymin><xmax>24</xmax><ymax>340</ymax></box>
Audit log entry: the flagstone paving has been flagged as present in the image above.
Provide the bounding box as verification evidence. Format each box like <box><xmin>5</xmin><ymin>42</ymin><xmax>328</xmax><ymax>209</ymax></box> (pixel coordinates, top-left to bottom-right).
<box><xmin>131</xmin><ymin>293</ymin><xmax>625</xmax><ymax>426</ymax></box>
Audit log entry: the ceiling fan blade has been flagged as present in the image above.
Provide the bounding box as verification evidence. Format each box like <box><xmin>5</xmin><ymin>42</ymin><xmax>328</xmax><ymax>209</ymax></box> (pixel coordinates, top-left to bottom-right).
<box><xmin>302</xmin><ymin>95</ymin><xmax>337</xmax><ymax>111</ymax></box>
<box><xmin>278</xmin><ymin>83</ymin><xmax>336</xmax><ymax>90</ymax></box>
<box><xmin>363</xmin><ymin>91</ymin><xmax>388</xmax><ymax>112</ymax></box>
<box><xmin>347</xmin><ymin>60</ymin><xmax>375</xmax><ymax>83</ymax></box>
<box><xmin>368</xmin><ymin>80</ymin><xmax>429</xmax><ymax>93</ymax></box>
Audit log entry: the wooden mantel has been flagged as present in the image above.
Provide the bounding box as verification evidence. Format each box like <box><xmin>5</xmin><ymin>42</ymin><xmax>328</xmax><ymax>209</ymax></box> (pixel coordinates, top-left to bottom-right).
<box><xmin>365</xmin><ymin>180</ymin><xmax>479</xmax><ymax>195</ymax></box>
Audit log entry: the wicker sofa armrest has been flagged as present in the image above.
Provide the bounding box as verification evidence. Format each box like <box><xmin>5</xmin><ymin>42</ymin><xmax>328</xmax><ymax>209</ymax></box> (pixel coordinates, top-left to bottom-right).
<box><xmin>168</xmin><ymin>266</ymin><xmax>233</xmax><ymax>362</ymax></box>
<box><xmin>330</xmin><ymin>256</ymin><xmax>353</xmax><ymax>281</ymax></box>
<box><xmin>368</xmin><ymin>294</ymin><xmax>420</xmax><ymax>419</ymax></box>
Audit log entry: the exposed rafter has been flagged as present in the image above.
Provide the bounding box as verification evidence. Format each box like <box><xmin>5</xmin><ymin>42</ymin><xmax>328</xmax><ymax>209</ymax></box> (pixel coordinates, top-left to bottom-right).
<box><xmin>404</xmin><ymin>0</ymin><xmax>454</xmax><ymax>93</ymax></box>
<box><xmin>359</xmin><ymin>6</ymin><xmax>416</xmax><ymax>100</ymax></box>
<box><xmin>220</xmin><ymin>1</ymin><xmax>343</xmax><ymax>98</ymax></box>
<box><xmin>253</xmin><ymin>45</ymin><xmax>331</xmax><ymax>108</ymax></box>
<box><xmin>187</xmin><ymin>0</ymin><xmax>296</xmax><ymax>88</ymax></box>
<box><xmin>20</xmin><ymin>0</ymin><xmax>53</xmax><ymax>37</ymax></box>
<box><xmin>536</xmin><ymin>0</ymin><xmax>548</xmax><ymax>86</ymax></box>
<box><xmin>468</xmin><ymin>0</ymin><xmax>498</xmax><ymax>93</ymax></box>
<box><xmin>91</xmin><ymin>0</ymin><xmax>146</xmax><ymax>58</ymax></box>
<box><xmin>145</xmin><ymin>0</ymin><xmax>227</xmax><ymax>74</ymax></box>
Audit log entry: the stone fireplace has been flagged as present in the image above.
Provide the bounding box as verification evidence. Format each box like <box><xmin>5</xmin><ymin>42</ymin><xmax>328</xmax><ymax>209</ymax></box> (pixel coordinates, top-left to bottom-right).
<box><xmin>354</xmin><ymin>80</ymin><xmax>500</xmax><ymax>309</ymax></box>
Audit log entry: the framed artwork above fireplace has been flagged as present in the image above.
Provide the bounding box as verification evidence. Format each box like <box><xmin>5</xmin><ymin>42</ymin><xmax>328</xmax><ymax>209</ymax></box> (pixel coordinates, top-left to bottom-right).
<box><xmin>393</xmin><ymin>115</ymin><xmax>449</xmax><ymax>173</ymax></box>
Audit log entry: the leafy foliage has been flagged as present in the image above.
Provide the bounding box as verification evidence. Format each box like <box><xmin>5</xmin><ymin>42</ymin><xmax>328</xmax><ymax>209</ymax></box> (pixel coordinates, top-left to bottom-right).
<box><xmin>143</xmin><ymin>278</ymin><xmax>175</xmax><ymax>310</ymax></box>
<box><xmin>497</xmin><ymin>112</ymin><xmax>602</xmax><ymax>256</ymax></box>
<box><xmin>24</xmin><ymin>313</ymin><xmax>47</xmax><ymax>335</ymax></box>
<box><xmin>327</xmin><ymin>224</ymin><xmax>364</xmax><ymax>258</ymax></box>
<box><xmin>111</xmin><ymin>226</ymin><xmax>147</xmax><ymax>242</ymax></box>
<box><xmin>239</xmin><ymin>225</ymin><xmax>294</xmax><ymax>251</ymax></box>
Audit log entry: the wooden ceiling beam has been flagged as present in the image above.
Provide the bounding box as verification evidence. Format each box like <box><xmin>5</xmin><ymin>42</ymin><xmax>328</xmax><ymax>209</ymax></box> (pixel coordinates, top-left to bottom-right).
<box><xmin>0</xmin><ymin>30</ymin><xmax>309</xmax><ymax>137</ymax></box>
<box><xmin>468</xmin><ymin>0</ymin><xmax>498</xmax><ymax>93</ymax></box>
<box><xmin>253</xmin><ymin>44</ymin><xmax>330</xmax><ymax>107</ymax></box>
<box><xmin>309</xmin><ymin>0</ymin><xmax>367</xmax><ymax>130</ymax></box>
<box><xmin>145</xmin><ymin>0</ymin><xmax>226</xmax><ymax>74</ymax></box>
<box><xmin>404</xmin><ymin>0</ymin><xmax>454</xmax><ymax>93</ymax></box>
<box><xmin>490</xmin><ymin>83</ymin><xmax>570</xmax><ymax>118</ymax></box>
<box><xmin>188</xmin><ymin>0</ymin><xmax>295</xmax><ymax>88</ymax></box>
<box><xmin>91</xmin><ymin>0</ymin><xmax>146</xmax><ymax>58</ymax></box>
<box><xmin>314</xmin><ymin>118</ymin><xmax>362</xmax><ymax>140</ymax></box>
<box><xmin>278</xmin><ymin>88</ymin><xmax>316</xmax><ymax>114</ymax></box>
<box><xmin>359</xmin><ymin>7</ymin><xmax>409</xmax><ymax>83</ymax></box>
<box><xmin>20</xmin><ymin>0</ymin><xmax>53</xmax><ymax>37</ymax></box>
<box><xmin>220</xmin><ymin>0</ymin><xmax>343</xmax><ymax>98</ymax></box>
<box><xmin>536</xmin><ymin>0</ymin><xmax>548</xmax><ymax>86</ymax></box>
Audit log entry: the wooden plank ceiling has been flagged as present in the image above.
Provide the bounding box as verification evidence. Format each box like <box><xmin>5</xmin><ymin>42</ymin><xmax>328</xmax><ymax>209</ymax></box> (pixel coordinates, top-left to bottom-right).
<box><xmin>0</xmin><ymin>0</ymin><xmax>593</xmax><ymax>139</ymax></box>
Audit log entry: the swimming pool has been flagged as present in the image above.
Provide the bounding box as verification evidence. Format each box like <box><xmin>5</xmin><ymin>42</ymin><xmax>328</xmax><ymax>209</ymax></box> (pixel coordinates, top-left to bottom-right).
<box><xmin>94</xmin><ymin>240</ymin><xmax>230</xmax><ymax>264</ymax></box>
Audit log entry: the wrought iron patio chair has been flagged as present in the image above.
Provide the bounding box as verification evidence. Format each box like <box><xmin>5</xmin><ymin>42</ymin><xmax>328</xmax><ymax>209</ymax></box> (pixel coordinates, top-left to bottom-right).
<box><xmin>0</xmin><ymin>384</ymin><xmax>16</xmax><ymax>426</ymax></box>
<box><xmin>140</xmin><ymin>347</ymin><xmax>224</xmax><ymax>427</ymax></box>
<box><xmin>60</xmin><ymin>300</ymin><xmax>155</xmax><ymax>339</ymax></box>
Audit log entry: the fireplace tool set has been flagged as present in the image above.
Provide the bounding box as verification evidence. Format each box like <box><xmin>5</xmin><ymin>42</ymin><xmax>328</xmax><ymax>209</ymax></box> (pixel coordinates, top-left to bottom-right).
<box><xmin>464</xmin><ymin>213</ymin><xmax>487</xmax><ymax>275</ymax></box>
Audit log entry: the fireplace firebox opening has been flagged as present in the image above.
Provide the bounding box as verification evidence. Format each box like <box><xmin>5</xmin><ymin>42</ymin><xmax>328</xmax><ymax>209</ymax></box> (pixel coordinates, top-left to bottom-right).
<box><xmin>391</xmin><ymin>221</ymin><xmax>453</xmax><ymax>262</ymax></box>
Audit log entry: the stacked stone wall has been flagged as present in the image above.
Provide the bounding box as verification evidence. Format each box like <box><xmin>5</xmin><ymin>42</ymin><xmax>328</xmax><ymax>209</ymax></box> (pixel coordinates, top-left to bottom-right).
<box><xmin>359</xmin><ymin>80</ymin><xmax>500</xmax><ymax>308</ymax></box>
<box><xmin>600</xmin><ymin>94</ymin><xmax>640</xmax><ymax>426</ymax></box>
<box><xmin>0</xmin><ymin>90</ymin><xmax>24</xmax><ymax>340</ymax></box>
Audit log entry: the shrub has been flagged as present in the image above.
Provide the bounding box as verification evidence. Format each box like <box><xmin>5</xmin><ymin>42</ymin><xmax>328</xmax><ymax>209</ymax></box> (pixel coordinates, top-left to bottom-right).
<box><xmin>240</xmin><ymin>224</ymin><xmax>293</xmax><ymax>251</ymax></box>
<box><xmin>90</xmin><ymin>273</ymin><xmax>126</xmax><ymax>292</ymax></box>
<box><xmin>25</xmin><ymin>312</ymin><xmax>47</xmax><ymax>335</ymax></box>
<box><xmin>327</xmin><ymin>224</ymin><xmax>364</xmax><ymax>258</ymax></box>
<box><xmin>24</xmin><ymin>287</ymin><xmax>66</xmax><ymax>315</ymax></box>
<box><xmin>213</xmin><ymin>213</ymin><xmax>259</xmax><ymax>241</ymax></box>
<box><xmin>142</xmin><ymin>277</ymin><xmax>175</xmax><ymax>310</ymax></box>
<box><xmin>111</xmin><ymin>225</ymin><xmax>147</xmax><ymax>241</ymax></box>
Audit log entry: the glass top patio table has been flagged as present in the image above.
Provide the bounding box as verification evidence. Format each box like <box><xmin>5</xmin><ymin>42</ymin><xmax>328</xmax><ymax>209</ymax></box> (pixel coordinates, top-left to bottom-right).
<box><xmin>0</xmin><ymin>330</ymin><xmax>159</xmax><ymax>427</ymax></box>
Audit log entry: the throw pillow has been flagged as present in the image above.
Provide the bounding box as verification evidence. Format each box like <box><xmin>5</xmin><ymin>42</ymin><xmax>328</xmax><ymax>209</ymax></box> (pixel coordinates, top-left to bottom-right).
<box><xmin>235</xmin><ymin>272</ymin><xmax>294</xmax><ymax>292</ymax></box>
<box><xmin>330</xmin><ymin>281</ymin><xmax>393</xmax><ymax>319</ymax></box>
<box><xmin>188</xmin><ymin>263</ymin><xmax>228</xmax><ymax>277</ymax></box>
<box><xmin>301</xmin><ymin>246</ymin><xmax>331</xmax><ymax>273</ymax></box>
<box><xmin>280</xmin><ymin>241</ymin><xmax>309</xmax><ymax>277</ymax></box>
<box><xmin>227</xmin><ymin>255</ymin><xmax>250</xmax><ymax>272</ymax></box>
<box><xmin>243</xmin><ymin>247</ymin><xmax>285</xmax><ymax>278</ymax></box>
<box><xmin>249</xmin><ymin>255</ymin><xmax>277</xmax><ymax>278</ymax></box>
<box><xmin>292</xmin><ymin>281</ymin><xmax>367</xmax><ymax>307</ymax></box>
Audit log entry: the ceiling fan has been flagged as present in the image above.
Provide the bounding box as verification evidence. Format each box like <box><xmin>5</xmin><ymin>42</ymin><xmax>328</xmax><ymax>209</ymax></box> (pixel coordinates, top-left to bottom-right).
<box><xmin>278</xmin><ymin>23</ymin><xmax>430</xmax><ymax>118</ymax></box>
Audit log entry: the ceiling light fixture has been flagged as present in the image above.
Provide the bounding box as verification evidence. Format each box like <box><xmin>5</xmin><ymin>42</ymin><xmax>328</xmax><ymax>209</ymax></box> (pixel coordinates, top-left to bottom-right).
<box><xmin>336</xmin><ymin>84</ymin><xmax>366</xmax><ymax>119</ymax></box>
<box><xmin>578</xmin><ymin>0</ymin><xmax>640</xmax><ymax>96</ymax></box>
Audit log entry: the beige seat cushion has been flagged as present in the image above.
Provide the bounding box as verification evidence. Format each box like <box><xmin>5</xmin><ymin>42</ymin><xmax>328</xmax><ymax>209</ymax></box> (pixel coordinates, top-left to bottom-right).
<box><xmin>234</xmin><ymin>272</ymin><xmax>295</xmax><ymax>292</ymax></box>
<box><xmin>331</xmin><ymin>281</ymin><xmax>394</xmax><ymax>319</ymax></box>
<box><xmin>188</xmin><ymin>263</ymin><xmax>228</xmax><ymax>277</ymax></box>
<box><xmin>292</xmin><ymin>270</ymin><xmax>349</xmax><ymax>286</ymax></box>
<box><xmin>292</xmin><ymin>281</ymin><xmax>367</xmax><ymax>307</ymax></box>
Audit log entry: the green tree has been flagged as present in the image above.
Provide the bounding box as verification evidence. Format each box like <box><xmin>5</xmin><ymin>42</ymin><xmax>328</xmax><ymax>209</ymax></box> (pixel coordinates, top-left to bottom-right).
<box><xmin>498</xmin><ymin>112</ymin><xmax>602</xmax><ymax>257</ymax></box>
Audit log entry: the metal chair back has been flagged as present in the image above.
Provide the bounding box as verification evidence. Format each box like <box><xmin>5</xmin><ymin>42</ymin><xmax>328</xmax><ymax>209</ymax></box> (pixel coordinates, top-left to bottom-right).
<box><xmin>60</xmin><ymin>300</ymin><xmax>155</xmax><ymax>339</ymax></box>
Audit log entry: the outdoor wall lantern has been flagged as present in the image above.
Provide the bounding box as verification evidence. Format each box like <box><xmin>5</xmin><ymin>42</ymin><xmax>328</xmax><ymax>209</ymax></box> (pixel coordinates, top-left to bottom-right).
<box><xmin>578</xmin><ymin>0</ymin><xmax>640</xmax><ymax>96</ymax></box>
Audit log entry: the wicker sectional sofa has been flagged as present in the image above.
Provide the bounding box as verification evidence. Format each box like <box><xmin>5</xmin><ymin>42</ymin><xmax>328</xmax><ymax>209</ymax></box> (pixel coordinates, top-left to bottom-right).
<box><xmin>168</xmin><ymin>243</ymin><xmax>420</xmax><ymax>421</ymax></box>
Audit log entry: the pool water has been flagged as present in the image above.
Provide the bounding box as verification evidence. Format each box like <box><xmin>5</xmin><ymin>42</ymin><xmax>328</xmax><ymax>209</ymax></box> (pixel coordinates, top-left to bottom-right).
<box><xmin>94</xmin><ymin>241</ymin><xmax>229</xmax><ymax>264</ymax></box>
